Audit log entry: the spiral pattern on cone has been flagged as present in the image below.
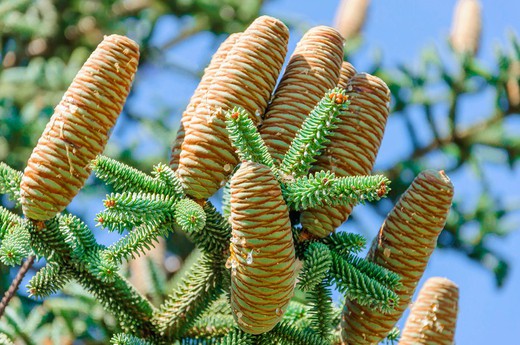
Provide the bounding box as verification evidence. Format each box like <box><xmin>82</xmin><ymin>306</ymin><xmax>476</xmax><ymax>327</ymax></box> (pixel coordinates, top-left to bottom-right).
<box><xmin>341</xmin><ymin>170</ymin><xmax>454</xmax><ymax>345</ymax></box>
<box><xmin>177</xmin><ymin>16</ymin><xmax>289</xmax><ymax>199</ymax></box>
<box><xmin>259</xmin><ymin>25</ymin><xmax>344</xmax><ymax>163</ymax></box>
<box><xmin>399</xmin><ymin>277</ymin><xmax>459</xmax><ymax>345</ymax></box>
<box><xmin>20</xmin><ymin>35</ymin><xmax>139</xmax><ymax>220</ymax></box>
<box><xmin>228</xmin><ymin>161</ymin><xmax>295</xmax><ymax>334</ymax></box>
<box><xmin>337</xmin><ymin>61</ymin><xmax>357</xmax><ymax>89</ymax></box>
<box><xmin>170</xmin><ymin>33</ymin><xmax>241</xmax><ymax>170</ymax></box>
<box><xmin>450</xmin><ymin>0</ymin><xmax>481</xmax><ymax>56</ymax></box>
<box><xmin>301</xmin><ymin>73</ymin><xmax>390</xmax><ymax>238</ymax></box>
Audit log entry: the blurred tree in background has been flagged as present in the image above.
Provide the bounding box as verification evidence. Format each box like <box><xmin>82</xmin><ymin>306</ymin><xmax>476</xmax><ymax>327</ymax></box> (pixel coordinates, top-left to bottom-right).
<box><xmin>0</xmin><ymin>0</ymin><xmax>519</xmax><ymax>343</ymax></box>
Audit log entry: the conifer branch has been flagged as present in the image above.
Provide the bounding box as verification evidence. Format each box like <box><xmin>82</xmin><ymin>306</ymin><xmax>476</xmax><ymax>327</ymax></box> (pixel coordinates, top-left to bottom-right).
<box><xmin>185</xmin><ymin>313</ymin><xmax>235</xmax><ymax>338</ymax></box>
<box><xmin>308</xmin><ymin>282</ymin><xmax>335</xmax><ymax>340</ymax></box>
<box><xmin>0</xmin><ymin>163</ymin><xmax>22</xmax><ymax>205</ymax></box>
<box><xmin>298</xmin><ymin>242</ymin><xmax>332</xmax><ymax>291</ymax></box>
<box><xmin>27</xmin><ymin>263</ymin><xmax>73</xmax><ymax>297</ymax></box>
<box><xmin>225</xmin><ymin>107</ymin><xmax>275</xmax><ymax>168</ymax></box>
<box><xmin>111</xmin><ymin>333</ymin><xmax>157</xmax><ymax>345</ymax></box>
<box><xmin>26</xmin><ymin>217</ymin><xmax>72</xmax><ymax>261</ymax></box>
<box><xmin>280</xmin><ymin>88</ymin><xmax>349</xmax><ymax>178</ymax></box>
<box><xmin>215</xmin><ymin>329</ymin><xmax>254</xmax><ymax>345</ymax></box>
<box><xmin>190</xmin><ymin>202</ymin><xmax>231</xmax><ymax>254</ymax></box>
<box><xmin>0</xmin><ymin>333</ymin><xmax>14</xmax><ymax>345</ymax></box>
<box><xmin>345</xmin><ymin>253</ymin><xmax>402</xmax><ymax>291</ymax></box>
<box><xmin>174</xmin><ymin>199</ymin><xmax>206</xmax><ymax>233</ymax></box>
<box><xmin>261</xmin><ymin>322</ymin><xmax>330</xmax><ymax>345</ymax></box>
<box><xmin>0</xmin><ymin>207</ymin><xmax>23</xmax><ymax>240</ymax></box>
<box><xmin>0</xmin><ymin>224</ymin><xmax>31</xmax><ymax>266</ymax></box>
<box><xmin>323</xmin><ymin>232</ymin><xmax>366</xmax><ymax>256</ymax></box>
<box><xmin>151</xmin><ymin>163</ymin><xmax>185</xmax><ymax>199</ymax></box>
<box><xmin>0</xmin><ymin>256</ymin><xmax>35</xmax><ymax>320</ymax></box>
<box><xmin>283</xmin><ymin>171</ymin><xmax>390</xmax><ymax>210</ymax></box>
<box><xmin>330</xmin><ymin>252</ymin><xmax>399</xmax><ymax>314</ymax></box>
<box><xmin>283</xmin><ymin>301</ymin><xmax>311</xmax><ymax>329</ymax></box>
<box><xmin>59</xmin><ymin>214</ymin><xmax>102</xmax><ymax>260</ymax></box>
<box><xmin>153</xmin><ymin>252</ymin><xmax>225</xmax><ymax>338</ymax></box>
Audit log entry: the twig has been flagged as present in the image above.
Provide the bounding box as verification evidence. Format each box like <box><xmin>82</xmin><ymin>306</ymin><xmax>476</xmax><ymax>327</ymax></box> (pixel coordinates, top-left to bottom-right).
<box><xmin>0</xmin><ymin>255</ymin><xmax>36</xmax><ymax>319</ymax></box>
<box><xmin>160</xmin><ymin>21</ymin><xmax>208</xmax><ymax>51</ymax></box>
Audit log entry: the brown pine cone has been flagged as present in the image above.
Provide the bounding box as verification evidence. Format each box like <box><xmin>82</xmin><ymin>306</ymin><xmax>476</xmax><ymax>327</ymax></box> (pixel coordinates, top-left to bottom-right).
<box><xmin>228</xmin><ymin>161</ymin><xmax>295</xmax><ymax>334</ymax></box>
<box><xmin>301</xmin><ymin>73</ymin><xmax>390</xmax><ymax>238</ymax></box>
<box><xmin>176</xmin><ymin>16</ymin><xmax>289</xmax><ymax>199</ymax></box>
<box><xmin>341</xmin><ymin>170</ymin><xmax>454</xmax><ymax>344</ymax></box>
<box><xmin>20</xmin><ymin>35</ymin><xmax>139</xmax><ymax>220</ymax></box>
<box><xmin>399</xmin><ymin>277</ymin><xmax>459</xmax><ymax>345</ymax></box>
<box><xmin>337</xmin><ymin>61</ymin><xmax>357</xmax><ymax>89</ymax></box>
<box><xmin>260</xmin><ymin>25</ymin><xmax>344</xmax><ymax>163</ymax></box>
<box><xmin>169</xmin><ymin>33</ymin><xmax>241</xmax><ymax>170</ymax></box>
<box><xmin>334</xmin><ymin>0</ymin><xmax>370</xmax><ymax>40</ymax></box>
<box><xmin>450</xmin><ymin>0</ymin><xmax>482</xmax><ymax>56</ymax></box>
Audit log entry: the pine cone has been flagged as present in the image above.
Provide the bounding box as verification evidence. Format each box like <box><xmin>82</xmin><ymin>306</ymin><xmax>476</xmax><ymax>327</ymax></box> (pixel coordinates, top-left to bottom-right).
<box><xmin>170</xmin><ymin>33</ymin><xmax>241</xmax><ymax>170</ymax></box>
<box><xmin>399</xmin><ymin>277</ymin><xmax>459</xmax><ymax>345</ymax></box>
<box><xmin>337</xmin><ymin>61</ymin><xmax>357</xmax><ymax>89</ymax></box>
<box><xmin>228</xmin><ymin>161</ymin><xmax>295</xmax><ymax>334</ymax></box>
<box><xmin>176</xmin><ymin>16</ymin><xmax>289</xmax><ymax>199</ymax></box>
<box><xmin>450</xmin><ymin>0</ymin><xmax>482</xmax><ymax>56</ymax></box>
<box><xmin>20</xmin><ymin>35</ymin><xmax>139</xmax><ymax>220</ymax></box>
<box><xmin>341</xmin><ymin>170</ymin><xmax>454</xmax><ymax>344</ymax></box>
<box><xmin>260</xmin><ymin>25</ymin><xmax>344</xmax><ymax>163</ymax></box>
<box><xmin>334</xmin><ymin>0</ymin><xmax>370</xmax><ymax>40</ymax></box>
<box><xmin>301</xmin><ymin>73</ymin><xmax>390</xmax><ymax>238</ymax></box>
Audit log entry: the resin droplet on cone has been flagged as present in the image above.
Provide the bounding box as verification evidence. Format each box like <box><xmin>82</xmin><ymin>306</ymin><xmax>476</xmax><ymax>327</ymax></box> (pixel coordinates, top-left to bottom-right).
<box><xmin>228</xmin><ymin>161</ymin><xmax>295</xmax><ymax>334</ymax></box>
<box><xmin>301</xmin><ymin>73</ymin><xmax>390</xmax><ymax>238</ymax></box>
<box><xmin>20</xmin><ymin>35</ymin><xmax>139</xmax><ymax>220</ymax></box>
<box><xmin>177</xmin><ymin>16</ymin><xmax>289</xmax><ymax>199</ymax></box>
<box><xmin>260</xmin><ymin>25</ymin><xmax>344</xmax><ymax>163</ymax></box>
<box><xmin>399</xmin><ymin>277</ymin><xmax>459</xmax><ymax>345</ymax></box>
<box><xmin>341</xmin><ymin>170</ymin><xmax>454</xmax><ymax>344</ymax></box>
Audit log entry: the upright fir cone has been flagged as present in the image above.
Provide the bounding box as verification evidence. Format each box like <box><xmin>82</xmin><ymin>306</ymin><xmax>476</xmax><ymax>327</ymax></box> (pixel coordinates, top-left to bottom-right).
<box><xmin>399</xmin><ymin>277</ymin><xmax>459</xmax><ymax>345</ymax></box>
<box><xmin>176</xmin><ymin>16</ymin><xmax>289</xmax><ymax>199</ymax></box>
<box><xmin>334</xmin><ymin>0</ymin><xmax>370</xmax><ymax>40</ymax></box>
<box><xmin>301</xmin><ymin>73</ymin><xmax>389</xmax><ymax>238</ymax></box>
<box><xmin>506</xmin><ymin>60</ymin><xmax>520</xmax><ymax>112</ymax></box>
<box><xmin>337</xmin><ymin>61</ymin><xmax>357</xmax><ymax>89</ymax></box>
<box><xmin>259</xmin><ymin>25</ymin><xmax>344</xmax><ymax>163</ymax></box>
<box><xmin>228</xmin><ymin>161</ymin><xmax>295</xmax><ymax>334</ymax></box>
<box><xmin>450</xmin><ymin>0</ymin><xmax>482</xmax><ymax>56</ymax></box>
<box><xmin>20</xmin><ymin>35</ymin><xmax>139</xmax><ymax>220</ymax></box>
<box><xmin>341</xmin><ymin>170</ymin><xmax>454</xmax><ymax>345</ymax></box>
<box><xmin>169</xmin><ymin>33</ymin><xmax>241</xmax><ymax>170</ymax></box>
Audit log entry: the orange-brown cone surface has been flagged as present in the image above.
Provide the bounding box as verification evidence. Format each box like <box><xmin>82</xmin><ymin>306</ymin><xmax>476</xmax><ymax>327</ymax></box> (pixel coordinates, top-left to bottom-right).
<box><xmin>228</xmin><ymin>161</ymin><xmax>295</xmax><ymax>334</ymax></box>
<box><xmin>259</xmin><ymin>25</ymin><xmax>344</xmax><ymax>163</ymax></box>
<box><xmin>20</xmin><ymin>35</ymin><xmax>139</xmax><ymax>220</ymax></box>
<box><xmin>341</xmin><ymin>170</ymin><xmax>454</xmax><ymax>344</ymax></box>
<box><xmin>176</xmin><ymin>16</ymin><xmax>289</xmax><ymax>199</ymax></box>
<box><xmin>170</xmin><ymin>33</ymin><xmax>241</xmax><ymax>170</ymax></box>
<box><xmin>450</xmin><ymin>0</ymin><xmax>482</xmax><ymax>56</ymax></box>
<box><xmin>337</xmin><ymin>61</ymin><xmax>357</xmax><ymax>89</ymax></box>
<box><xmin>334</xmin><ymin>0</ymin><xmax>370</xmax><ymax>40</ymax></box>
<box><xmin>399</xmin><ymin>277</ymin><xmax>459</xmax><ymax>345</ymax></box>
<box><xmin>301</xmin><ymin>73</ymin><xmax>390</xmax><ymax>238</ymax></box>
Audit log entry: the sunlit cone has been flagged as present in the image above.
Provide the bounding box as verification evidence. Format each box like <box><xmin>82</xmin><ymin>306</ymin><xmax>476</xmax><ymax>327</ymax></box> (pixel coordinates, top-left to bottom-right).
<box><xmin>334</xmin><ymin>0</ymin><xmax>370</xmax><ymax>40</ymax></box>
<box><xmin>20</xmin><ymin>35</ymin><xmax>139</xmax><ymax>220</ymax></box>
<box><xmin>337</xmin><ymin>61</ymin><xmax>357</xmax><ymax>89</ymax></box>
<box><xmin>177</xmin><ymin>16</ymin><xmax>289</xmax><ymax>199</ymax></box>
<box><xmin>301</xmin><ymin>73</ymin><xmax>390</xmax><ymax>238</ymax></box>
<box><xmin>450</xmin><ymin>0</ymin><xmax>482</xmax><ymax>56</ymax></box>
<box><xmin>260</xmin><ymin>25</ymin><xmax>344</xmax><ymax>163</ymax></box>
<box><xmin>228</xmin><ymin>161</ymin><xmax>295</xmax><ymax>334</ymax></box>
<box><xmin>399</xmin><ymin>277</ymin><xmax>459</xmax><ymax>345</ymax></box>
<box><xmin>341</xmin><ymin>170</ymin><xmax>454</xmax><ymax>344</ymax></box>
<box><xmin>506</xmin><ymin>60</ymin><xmax>520</xmax><ymax>112</ymax></box>
<box><xmin>170</xmin><ymin>33</ymin><xmax>241</xmax><ymax>170</ymax></box>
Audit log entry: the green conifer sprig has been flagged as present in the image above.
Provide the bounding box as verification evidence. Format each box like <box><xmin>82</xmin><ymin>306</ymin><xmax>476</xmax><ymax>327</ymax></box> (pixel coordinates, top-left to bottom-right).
<box><xmin>216</xmin><ymin>329</ymin><xmax>254</xmax><ymax>345</ymax></box>
<box><xmin>308</xmin><ymin>282</ymin><xmax>335</xmax><ymax>339</ymax></box>
<box><xmin>26</xmin><ymin>217</ymin><xmax>72</xmax><ymax>261</ymax></box>
<box><xmin>282</xmin><ymin>301</ymin><xmax>311</xmax><ymax>329</ymax></box>
<box><xmin>298</xmin><ymin>242</ymin><xmax>332</xmax><ymax>291</ymax></box>
<box><xmin>146</xmin><ymin>258</ymin><xmax>168</xmax><ymax>305</ymax></box>
<box><xmin>345</xmin><ymin>253</ymin><xmax>402</xmax><ymax>290</ymax></box>
<box><xmin>59</xmin><ymin>214</ymin><xmax>101</xmax><ymax>260</ymax></box>
<box><xmin>0</xmin><ymin>163</ymin><xmax>22</xmax><ymax>205</ymax></box>
<box><xmin>261</xmin><ymin>322</ymin><xmax>330</xmax><ymax>345</ymax></box>
<box><xmin>280</xmin><ymin>88</ymin><xmax>349</xmax><ymax>178</ymax></box>
<box><xmin>26</xmin><ymin>263</ymin><xmax>72</xmax><ymax>297</ymax></box>
<box><xmin>0</xmin><ymin>225</ymin><xmax>31</xmax><ymax>266</ymax></box>
<box><xmin>102</xmin><ymin>222</ymin><xmax>171</xmax><ymax>265</ymax></box>
<box><xmin>190</xmin><ymin>202</ymin><xmax>231</xmax><ymax>254</ymax></box>
<box><xmin>151</xmin><ymin>163</ymin><xmax>185</xmax><ymax>199</ymax></box>
<box><xmin>174</xmin><ymin>199</ymin><xmax>206</xmax><ymax>233</ymax></box>
<box><xmin>322</xmin><ymin>232</ymin><xmax>366</xmax><ymax>256</ymax></box>
<box><xmin>0</xmin><ymin>333</ymin><xmax>14</xmax><ymax>345</ymax></box>
<box><xmin>282</xmin><ymin>171</ymin><xmax>390</xmax><ymax>210</ymax></box>
<box><xmin>153</xmin><ymin>252</ymin><xmax>224</xmax><ymax>338</ymax></box>
<box><xmin>111</xmin><ymin>333</ymin><xmax>156</xmax><ymax>345</ymax></box>
<box><xmin>385</xmin><ymin>327</ymin><xmax>400</xmax><ymax>344</ymax></box>
<box><xmin>330</xmin><ymin>252</ymin><xmax>399</xmax><ymax>314</ymax></box>
<box><xmin>186</xmin><ymin>313</ymin><xmax>235</xmax><ymax>338</ymax></box>
<box><xmin>92</xmin><ymin>156</ymin><xmax>170</xmax><ymax>195</ymax></box>
<box><xmin>225</xmin><ymin>107</ymin><xmax>275</xmax><ymax>169</ymax></box>
<box><xmin>0</xmin><ymin>207</ymin><xmax>22</xmax><ymax>240</ymax></box>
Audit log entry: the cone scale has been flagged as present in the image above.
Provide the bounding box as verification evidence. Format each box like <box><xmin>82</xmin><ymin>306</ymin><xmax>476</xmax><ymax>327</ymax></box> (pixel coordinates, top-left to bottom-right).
<box><xmin>228</xmin><ymin>161</ymin><xmax>296</xmax><ymax>334</ymax></box>
<box><xmin>20</xmin><ymin>35</ymin><xmax>139</xmax><ymax>220</ymax></box>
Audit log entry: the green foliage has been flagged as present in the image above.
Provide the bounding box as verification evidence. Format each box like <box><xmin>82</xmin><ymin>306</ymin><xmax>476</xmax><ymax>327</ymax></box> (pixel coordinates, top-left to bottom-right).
<box><xmin>27</xmin><ymin>263</ymin><xmax>71</xmax><ymax>297</ymax></box>
<box><xmin>0</xmin><ymin>224</ymin><xmax>31</xmax><ymax>266</ymax></box>
<box><xmin>111</xmin><ymin>333</ymin><xmax>156</xmax><ymax>345</ymax></box>
<box><xmin>226</xmin><ymin>107</ymin><xmax>275</xmax><ymax>169</ymax></box>
<box><xmin>322</xmin><ymin>232</ymin><xmax>366</xmax><ymax>256</ymax></box>
<box><xmin>174</xmin><ymin>198</ymin><xmax>206</xmax><ymax>233</ymax></box>
<box><xmin>0</xmin><ymin>163</ymin><xmax>21</xmax><ymax>205</ymax></box>
<box><xmin>190</xmin><ymin>202</ymin><xmax>231</xmax><ymax>254</ymax></box>
<box><xmin>298</xmin><ymin>242</ymin><xmax>332</xmax><ymax>291</ymax></box>
<box><xmin>307</xmin><ymin>282</ymin><xmax>335</xmax><ymax>339</ymax></box>
<box><xmin>283</xmin><ymin>171</ymin><xmax>390</xmax><ymax>210</ymax></box>
<box><xmin>281</xmin><ymin>88</ymin><xmax>349</xmax><ymax>178</ymax></box>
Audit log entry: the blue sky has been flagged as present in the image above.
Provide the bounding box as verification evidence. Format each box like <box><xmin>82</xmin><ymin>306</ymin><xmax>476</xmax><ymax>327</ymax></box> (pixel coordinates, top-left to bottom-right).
<box><xmin>68</xmin><ymin>1</ymin><xmax>520</xmax><ymax>343</ymax></box>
